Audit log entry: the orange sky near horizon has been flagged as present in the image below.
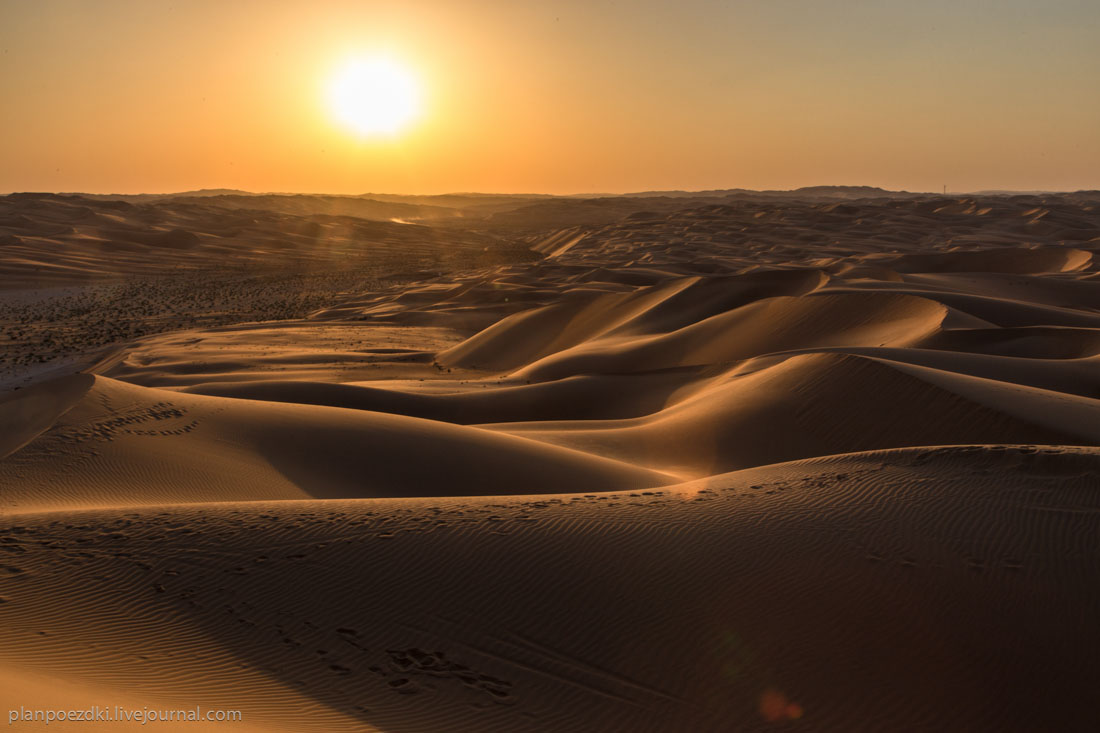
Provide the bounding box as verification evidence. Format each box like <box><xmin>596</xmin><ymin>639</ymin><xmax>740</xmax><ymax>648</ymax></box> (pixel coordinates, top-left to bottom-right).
<box><xmin>2</xmin><ymin>0</ymin><xmax>1098</xmax><ymax>196</ymax></box>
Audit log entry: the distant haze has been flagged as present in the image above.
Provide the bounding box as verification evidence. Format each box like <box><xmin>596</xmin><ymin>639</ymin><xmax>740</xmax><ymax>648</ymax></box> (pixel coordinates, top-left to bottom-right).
<box><xmin>2</xmin><ymin>0</ymin><xmax>1098</xmax><ymax>195</ymax></box>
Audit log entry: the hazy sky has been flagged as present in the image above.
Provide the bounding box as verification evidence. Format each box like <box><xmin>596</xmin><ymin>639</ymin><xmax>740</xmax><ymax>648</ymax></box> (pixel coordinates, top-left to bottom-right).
<box><xmin>2</xmin><ymin>0</ymin><xmax>1098</xmax><ymax>194</ymax></box>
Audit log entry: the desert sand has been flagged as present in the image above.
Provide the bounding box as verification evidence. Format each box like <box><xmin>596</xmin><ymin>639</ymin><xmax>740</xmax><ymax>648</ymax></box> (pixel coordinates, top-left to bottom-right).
<box><xmin>2</xmin><ymin>188</ymin><xmax>1100</xmax><ymax>730</ymax></box>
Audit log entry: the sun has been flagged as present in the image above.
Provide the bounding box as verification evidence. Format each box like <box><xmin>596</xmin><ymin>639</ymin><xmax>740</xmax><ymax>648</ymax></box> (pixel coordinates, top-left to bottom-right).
<box><xmin>326</xmin><ymin>56</ymin><xmax>421</xmax><ymax>137</ymax></box>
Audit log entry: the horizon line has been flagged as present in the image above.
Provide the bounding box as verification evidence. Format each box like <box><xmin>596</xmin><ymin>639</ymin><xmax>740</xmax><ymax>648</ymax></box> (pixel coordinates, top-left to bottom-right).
<box><xmin>4</xmin><ymin>185</ymin><xmax>1097</xmax><ymax>199</ymax></box>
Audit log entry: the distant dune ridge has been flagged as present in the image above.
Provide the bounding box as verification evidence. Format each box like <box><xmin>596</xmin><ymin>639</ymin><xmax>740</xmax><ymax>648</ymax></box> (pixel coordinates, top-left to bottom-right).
<box><xmin>2</xmin><ymin>191</ymin><xmax>1100</xmax><ymax>731</ymax></box>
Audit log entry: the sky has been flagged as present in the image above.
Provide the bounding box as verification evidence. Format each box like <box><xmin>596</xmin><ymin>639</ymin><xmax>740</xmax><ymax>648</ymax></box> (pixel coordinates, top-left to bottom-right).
<box><xmin>2</xmin><ymin>0</ymin><xmax>1098</xmax><ymax>195</ymax></box>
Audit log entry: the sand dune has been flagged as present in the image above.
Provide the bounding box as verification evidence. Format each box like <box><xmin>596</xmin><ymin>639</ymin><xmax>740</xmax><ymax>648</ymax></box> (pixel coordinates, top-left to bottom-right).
<box><xmin>436</xmin><ymin>270</ymin><xmax>830</xmax><ymax>372</ymax></box>
<box><xmin>509</xmin><ymin>292</ymin><xmax>949</xmax><ymax>381</ymax></box>
<box><xmin>183</xmin><ymin>369</ymin><xmax>705</xmax><ymax>424</ymax></box>
<box><xmin>3</xmin><ymin>446</ymin><xmax>1099</xmax><ymax>731</ymax></box>
<box><xmin>3</xmin><ymin>192</ymin><xmax>1100</xmax><ymax>730</ymax></box>
<box><xmin>0</xmin><ymin>374</ymin><xmax>672</xmax><ymax>513</ymax></box>
<box><xmin>488</xmin><ymin>352</ymin><xmax>1099</xmax><ymax>477</ymax></box>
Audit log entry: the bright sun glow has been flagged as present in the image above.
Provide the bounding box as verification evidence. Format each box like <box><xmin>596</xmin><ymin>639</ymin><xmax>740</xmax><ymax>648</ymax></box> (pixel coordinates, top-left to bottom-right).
<box><xmin>327</xmin><ymin>57</ymin><xmax>421</xmax><ymax>137</ymax></box>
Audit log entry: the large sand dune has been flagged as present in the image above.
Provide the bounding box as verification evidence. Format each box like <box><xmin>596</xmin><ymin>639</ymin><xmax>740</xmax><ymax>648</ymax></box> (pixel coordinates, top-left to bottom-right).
<box><xmin>2</xmin><ymin>191</ymin><xmax>1100</xmax><ymax>730</ymax></box>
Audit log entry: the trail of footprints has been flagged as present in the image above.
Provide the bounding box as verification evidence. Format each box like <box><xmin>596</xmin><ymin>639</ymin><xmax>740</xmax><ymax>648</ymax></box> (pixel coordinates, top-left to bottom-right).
<box><xmin>52</xmin><ymin>401</ymin><xmax>198</xmax><ymax>443</ymax></box>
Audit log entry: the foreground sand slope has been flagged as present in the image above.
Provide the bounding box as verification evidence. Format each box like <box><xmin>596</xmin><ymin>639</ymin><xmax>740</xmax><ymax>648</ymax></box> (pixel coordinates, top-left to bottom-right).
<box><xmin>1</xmin><ymin>446</ymin><xmax>1098</xmax><ymax>731</ymax></box>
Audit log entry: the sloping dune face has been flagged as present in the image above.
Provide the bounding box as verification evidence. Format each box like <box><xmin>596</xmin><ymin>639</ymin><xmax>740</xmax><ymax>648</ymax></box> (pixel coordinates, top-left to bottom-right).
<box><xmin>2</xmin><ymin>447</ymin><xmax>1099</xmax><ymax>731</ymax></box>
<box><xmin>0</xmin><ymin>375</ymin><xmax>672</xmax><ymax>513</ymax></box>
<box><xmin>3</xmin><ymin>193</ymin><xmax>1100</xmax><ymax>731</ymax></box>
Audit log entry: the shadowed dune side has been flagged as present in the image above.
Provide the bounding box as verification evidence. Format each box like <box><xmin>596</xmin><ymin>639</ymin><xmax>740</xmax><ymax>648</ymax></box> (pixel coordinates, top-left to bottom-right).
<box><xmin>0</xmin><ymin>374</ymin><xmax>93</xmax><ymax>460</ymax></box>
<box><xmin>917</xmin><ymin>325</ymin><xmax>1100</xmax><ymax>360</ymax></box>
<box><xmin>901</xmin><ymin>271</ymin><xmax>1100</xmax><ymax>310</ymax></box>
<box><xmin>436</xmin><ymin>269</ymin><xmax>829</xmax><ymax>371</ymax></box>
<box><xmin>435</xmin><ymin>287</ymin><xmax>682</xmax><ymax>373</ymax></box>
<box><xmin>487</xmin><ymin>353</ymin><xmax>1100</xmax><ymax>477</ymax></box>
<box><xmin>823</xmin><ymin>284</ymin><xmax>1100</xmax><ymax>329</ymax></box>
<box><xmin>1</xmin><ymin>446</ymin><xmax>1098</xmax><ymax>731</ymax></box>
<box><xmin>733</xmin><ymin>346</ymin><xmax>1100</xmax><ymax>398</ymax></box>
<box><xmin>604</xmin><ymin>268</ymin><xmax>829</xmax><ymax>336</ymax></box>
<box><xmin>511</xmin><ymin>292</ymin><xmax>948</xmax><ymax>382</ymax></box>
<box><xmin>0</xmin><ymin>375</ymin><xmax>673</xmax><ymax>513</ymax></box>
<box><xmin>180</xmin><ymin>345</ymin><xmax>1100</xmax><ymax>428</ymax></box>
<box><xmin>872</xmin><ymin>246</ymin><xmax>1093</xmax><ymax>275</ymax></box>
<box><xmin>182</xmin><ymin>368</ymin><xmax>706</xmax><ymax>424</ymax></box>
